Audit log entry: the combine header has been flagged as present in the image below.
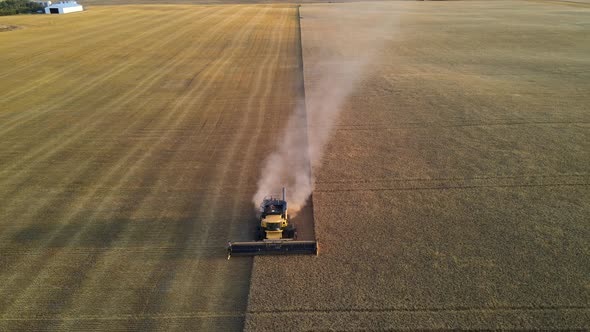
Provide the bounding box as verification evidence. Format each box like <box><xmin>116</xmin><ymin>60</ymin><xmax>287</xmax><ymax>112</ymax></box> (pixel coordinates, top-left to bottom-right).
<box><xmin>227</xmin><ymin>188</ymin><xmax>319</xmax><ymax>259</ymax></box>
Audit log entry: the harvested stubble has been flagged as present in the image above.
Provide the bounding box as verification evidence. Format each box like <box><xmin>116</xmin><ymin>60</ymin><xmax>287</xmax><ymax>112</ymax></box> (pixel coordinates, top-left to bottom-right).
<box><xmin>0</xmin><ymin>4</ymin><xmax>301</xmax><ymax>331</ymax></box>
<box><xmin>245</xmin><ymin>1</ymin><xmax>590</xmax><ymax>330</ymax></box>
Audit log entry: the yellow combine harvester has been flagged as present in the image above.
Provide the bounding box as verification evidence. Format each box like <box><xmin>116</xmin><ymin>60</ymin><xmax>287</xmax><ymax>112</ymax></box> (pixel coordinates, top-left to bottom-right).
<box><xmin>227</xmin><ymin>188</ymin><xmax>318</xmax><ymax>259</ymax></box>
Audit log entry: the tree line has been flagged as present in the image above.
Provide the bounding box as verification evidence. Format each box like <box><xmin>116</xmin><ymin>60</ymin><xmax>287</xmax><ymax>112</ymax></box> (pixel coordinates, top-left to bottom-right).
<box><xmin>0</xmin><ymin>0</ymin><xmax>45</xmax><ymax>16</ymax></box>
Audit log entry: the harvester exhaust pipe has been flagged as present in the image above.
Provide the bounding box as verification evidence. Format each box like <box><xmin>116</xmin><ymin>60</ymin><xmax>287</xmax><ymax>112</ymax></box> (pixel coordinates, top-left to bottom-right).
<box><xmin>282</xmin><ymin>187</ymin><xmax>286</xmax><ymax>202</ymax></box>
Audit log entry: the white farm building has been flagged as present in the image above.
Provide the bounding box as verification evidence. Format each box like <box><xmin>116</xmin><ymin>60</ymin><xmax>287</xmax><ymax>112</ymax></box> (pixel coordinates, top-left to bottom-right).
<box><xmin>45</xmin><ymin>1</ymin><xmax>83</xmax><ymax>14</ymax></box>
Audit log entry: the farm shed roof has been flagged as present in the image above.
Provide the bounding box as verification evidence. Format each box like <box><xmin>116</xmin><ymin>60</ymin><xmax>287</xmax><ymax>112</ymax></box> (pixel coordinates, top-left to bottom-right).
<box><xmin>47</xmin><ymin>1</ymin><xmax>81</xmax><ymax>8</ymax></box>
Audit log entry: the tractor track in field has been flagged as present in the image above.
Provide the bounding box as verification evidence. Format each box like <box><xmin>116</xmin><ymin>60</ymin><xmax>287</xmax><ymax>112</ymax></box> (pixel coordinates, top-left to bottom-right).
<box><xmin>0</xmin><ymin>10</ymin><xmax>161</xmax><ymax>99</ymax></box>
<box><xmin>0</xmin><ymin>7</ymin><xmax>236</xmax><ymax>199</ymax></box>
<box><xmin>0</xmin><ymin>7</ymin><xmax>219</xmax><ymax>139</ymax></box>
<box><xmin>0</xmin><ymin>6</ymin><xmax>241</xmax><ymax>253</ymax></box>
<box><xmin>0</xmin><ymin>6</ymin><xmax>251</xmax><ymax>302</ymax></box>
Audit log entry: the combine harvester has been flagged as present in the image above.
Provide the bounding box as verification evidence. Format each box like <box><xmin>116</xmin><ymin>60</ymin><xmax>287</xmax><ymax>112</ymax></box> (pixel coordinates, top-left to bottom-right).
<box><xmin>227</xmin><ymin>188</ymin><xmax>318</xmax><ymax>259</ymax></box>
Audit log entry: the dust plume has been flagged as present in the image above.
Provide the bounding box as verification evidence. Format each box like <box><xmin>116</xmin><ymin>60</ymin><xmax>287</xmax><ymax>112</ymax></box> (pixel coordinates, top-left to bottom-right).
<box><xmin>254</xmin><ymin>4</ymin><xmax>399</xmax><ymax>215</ymax></box>
<box><xmin>252</xmin><ymin>97</ymin><xmax>311</xmax><ymax>214</ymax></box>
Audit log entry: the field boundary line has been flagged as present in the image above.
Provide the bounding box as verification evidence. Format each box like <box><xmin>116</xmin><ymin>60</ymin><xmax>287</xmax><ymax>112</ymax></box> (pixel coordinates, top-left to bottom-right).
<box><xmin>315</xmin><ymin>183</ymin><xmax>590</xmax><ymax>193</ymax></box>
<box><xmin>315</xmin><ymin>174</ymin><xmax>590</xmax><ymax>184</ymax></box>
<box><xmin>526</xmin><ymin>0</ymin><xmax>590</xmax><ymax>7</ymax></box>
<box><xmin>248</xmin><ymin>305</ymin><xmax>589</xmax><ymax>315</ymax></box>
<box><xmin>329</xmin><ymin>120</ymin><xmax>590</xmax><ymax>131</ymax></box>
<box><xmin>0</xmin><ymin>312</ymin><xmax>246</xmax><ymax>321</ymax></box>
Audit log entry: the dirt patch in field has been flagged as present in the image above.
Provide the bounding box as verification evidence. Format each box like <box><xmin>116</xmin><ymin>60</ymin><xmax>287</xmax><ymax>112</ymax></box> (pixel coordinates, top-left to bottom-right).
<box><xmin>0</xmin><ymin>25</ymin><xmax>22</xmax><ymax>32</ymax></box>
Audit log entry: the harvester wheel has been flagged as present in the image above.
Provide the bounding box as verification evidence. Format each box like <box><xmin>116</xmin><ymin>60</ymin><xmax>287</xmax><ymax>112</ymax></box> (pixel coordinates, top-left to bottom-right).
<box><xmin>255</xmin><ymin>227</ymin><xmax>264</xmax><ymax>241</ymax></box>
<box><xmin>284</xmin><ymin>225</ymin><xmax>295</xmax><ymax>239</ymax></box>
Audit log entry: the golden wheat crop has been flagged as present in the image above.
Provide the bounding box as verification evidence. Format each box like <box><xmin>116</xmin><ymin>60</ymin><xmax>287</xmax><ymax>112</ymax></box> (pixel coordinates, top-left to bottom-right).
<box><xmin>0</xmin><ymin>4</ymin><xmax>301</xmax><ymax>331</ymax></box>
<box><xmin>245</xmin><ymin>1</ymin><xmax>590</xmax><ymax>330</ymax></box>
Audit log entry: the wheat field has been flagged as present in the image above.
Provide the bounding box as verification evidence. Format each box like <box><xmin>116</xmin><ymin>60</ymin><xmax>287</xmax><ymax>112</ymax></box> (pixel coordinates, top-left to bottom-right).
<box><xmin>0</xmin><ymin>5</ymin><xmax>301</xmax><ymax>331</ymax></box>
<box><xmin>245</xmin><ymin>1</ymin><xmax>590</xmax><ymax>330</ymax></box>
<box><xmin>1</xmin><ymin>0</ymin><xmax>589</xmax><ymax>330</ymax></box>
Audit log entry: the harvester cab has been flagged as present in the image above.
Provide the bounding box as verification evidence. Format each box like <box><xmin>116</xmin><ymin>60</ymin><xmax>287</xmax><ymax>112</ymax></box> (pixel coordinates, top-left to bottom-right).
<box><xmin>227</xmin><ymin>187</ymin><xmax>318</xmax><ymax>259</ymax></box>
<box><xmin>258</xmin><ymin>188</ymin><xmax>296</xmax><ymax>240</ymax></box>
